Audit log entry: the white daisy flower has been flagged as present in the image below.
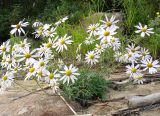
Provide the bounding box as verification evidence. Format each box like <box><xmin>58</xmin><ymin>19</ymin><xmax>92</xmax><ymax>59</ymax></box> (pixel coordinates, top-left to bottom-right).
<box><xmin>14</xmin><ymin>39</ymin><xmax>30</xmax><ymax>52</ymax></box>
<box><xmin>85</xmin><ymin>51</ymin><xmax>100</xmax><ymax>66</ymax></box>
<box><xmin>32</xmin><ymin>24</ymin><xmax>51</xmax><ymax>38</ymax></box>
<box><xmin>10</xmin><ymin>19</ymin><xmax>29</xmax><ymax>36</ymax></box>
<box><xmin>100</xmin><ymin>15</ymin><xmax>119</xmax><ymax>28</ymax></box>
<box><xmin>60</xmin><ymin>64</ymin><xmax>80</xmax><ymax>84</ymax></box>
<box><xmin>55</xmin><ymin>34</ymin><xmax>73</xmax><ymax>52</ymax></box>
<box><xmin>84</xmin><ymin>36</ymin><xmax>95</xmax><ymax>45</ymax></box>
<box><xmin>0</xmin><ymin>40</ymin><xmax>11</xmax><ymax>55</ymax></box>
<box><xmin>32</xmin><ymin>27</ymin><xmax>44</xmax><ymax>38</ymax></box>
<box><xmin>126</xmin><ymin>43</ymin><xmax>140</xmax><ymax>55</ymax></box>
<box><xmin>45</xmin><ymin>70</ymin><xmax>60</xmax><ymax>86</ymax></box>
<box><xmin>124</xmin><ymin>51</ymin><xmax>138</xmax><ymax>63</ymax></box>
<box><xmin>10</xmin><ymin>63</ymin><xmax>22</xmax><ymax>73</ymax></box>
<box><xmin>0</xmin><ymin>72</ymin><xmax>14</xmax><ymax>90</ymax></box>
<box><xmin>36</xmin><ymin>67</ymin><xmax>48</xmax><ymax>81</ymax></box>
<box><xmin>100</xmin><ymin>37</ymin><xmax>111</xmax><ymax>48</ymax></box>
<box><xmin>44</xmin><ymin>27</ymin><xmax>57</xmax><ymax>38</ymax></box>
<box><xmin>94</xmin><ymin>44</ymin><xmax>105</xmax><ymax>54</ymax></box>
<box><xmin>36</xmin><ymin>45</ymin><xmax>52</xmax><ymax>58</ymax></box>
<box><xmin>5</xmin><ymin>54</ymin><xmax>16</xmax><ymax>70</ymax></box>
<box><xmin>87</xmin><ymin>23</ymin><xmax>99</xmax><ymax>37</ymax></box>
<box><xmin>114</xmin><ymin>51</ymin><xmax>124</xmax><ymax>62</ymax></box>
<box><xmin>34</xmin><ymin>58</ymin><xmax>48</xmax><ymax>69</ymax></box>
<box><xmin>25</xmin><ymin>65</ymin><xmax>37</xmax><ymax>80</ymax></box>
<box><xmin>133</xmin><ymin>73</ymin><xmax>145</xmax><ymax>84</ymax></box>
<box><xmin>141</xmin><ymin>58</ymin><xmax>160</xmax><ymax>74</ymax></box>
<box><xmin>98</xmin><ymin>27</ymin><xmax>117</xmax><ymax>40</ymax></box>
<box><xmin>139</xmin><ymin>48</ymin><xmax>151</xmax><ymax>60</ymax></box>
<box><xmin>45</xmin><ymin>70</ymin><xmax>60</xmax><ymax>93</ymax></box>
<box><xmin>109</xmin><ymin>37</ymin><xmax>121</xmax><ymax>51</ymax></box>
<box><xmin>126</xmin><ymin>63</ymin><xmax>141</xmax><ymax>78</ymax></box>
<box><xmin>16</xmin><ymin>46</ymin><xmax>38</xmax><ymax>64</ymax></box>
<box><xmin>135</xmin><ymin>23</ymin><xmax>154</xmax><ymax>37</ymax></box>
<box><xmin>43</xmin><ymin>38</ymin><xmax>57</xmax><ymax>49</ymax></box>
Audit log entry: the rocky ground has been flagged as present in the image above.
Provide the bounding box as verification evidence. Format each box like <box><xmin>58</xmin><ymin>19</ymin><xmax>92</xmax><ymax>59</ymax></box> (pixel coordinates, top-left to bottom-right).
<box><xmin>0</xmin><ymin>72</ymin><xmax>160</xmax><ymax>116</ymax></box>
<box><xmin>78</xmin><ymin>72</ymin><xmax>160</xmax><ymax>116</ymax></box>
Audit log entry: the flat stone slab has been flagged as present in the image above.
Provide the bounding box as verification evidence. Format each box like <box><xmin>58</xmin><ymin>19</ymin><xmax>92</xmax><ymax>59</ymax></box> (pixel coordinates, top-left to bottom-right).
<box><xmin>0</xmin><ymin>80</ymin><xmax>81</xmax><ymax>116</ymax></box>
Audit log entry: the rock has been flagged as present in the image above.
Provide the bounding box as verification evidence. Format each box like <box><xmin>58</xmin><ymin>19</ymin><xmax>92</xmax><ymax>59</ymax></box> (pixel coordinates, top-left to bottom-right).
<box><xmin>0</xmin><ymin>80</ymin><xmax>81</xmax><ymax>116</ymax></box>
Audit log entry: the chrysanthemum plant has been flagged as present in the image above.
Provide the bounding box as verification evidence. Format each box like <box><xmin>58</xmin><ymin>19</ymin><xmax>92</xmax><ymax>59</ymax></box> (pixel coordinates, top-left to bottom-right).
<box><xmin>1</xmin><ymin>14</ymin><xmax>159</xmax><ymax>95</ymax></box>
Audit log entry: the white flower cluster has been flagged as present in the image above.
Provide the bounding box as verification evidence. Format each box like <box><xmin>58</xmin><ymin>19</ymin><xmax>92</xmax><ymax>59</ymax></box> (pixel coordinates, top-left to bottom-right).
<box><xmin>1</xmin><ymin>16</ymin><xmax>79</xmax><ymax>93</ymax></box>
<box><xmin>2</xmin><ymin>14</ymin><xmax>158</xmax><ymax>94</ymax></box>
<box><xmin>82</xmin><ymin>15</ymin><xmax>158</xmax><ymax>84</ymax></box>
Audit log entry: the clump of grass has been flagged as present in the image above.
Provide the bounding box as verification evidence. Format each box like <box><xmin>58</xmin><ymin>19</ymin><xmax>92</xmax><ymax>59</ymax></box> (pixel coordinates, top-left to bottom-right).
<box><xmin>60</xmin><ymin>69</ymin><xmax>111</xmax><ymax>107</ymax></box>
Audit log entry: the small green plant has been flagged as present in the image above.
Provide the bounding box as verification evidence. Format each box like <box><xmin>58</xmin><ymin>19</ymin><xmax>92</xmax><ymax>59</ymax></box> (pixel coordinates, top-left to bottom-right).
<box><xmin>60</xmin><ymin>69</ymin><xmax>111</xmax><ymax>107</ymax></box>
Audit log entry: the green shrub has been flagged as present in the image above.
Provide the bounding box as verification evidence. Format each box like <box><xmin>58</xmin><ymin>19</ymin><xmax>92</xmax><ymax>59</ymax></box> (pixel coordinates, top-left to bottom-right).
<box><xmin>60</xmin><ymin>70</ymin><xmax>111</xmax><ymax>107</ymax></box>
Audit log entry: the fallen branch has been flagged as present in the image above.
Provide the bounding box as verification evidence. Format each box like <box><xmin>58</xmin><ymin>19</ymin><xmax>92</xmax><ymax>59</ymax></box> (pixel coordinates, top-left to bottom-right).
<box><xmin>112</xmin><ymin>102</ymin><xmax>160</xmax><ymax>116</ymax></box>
<box><xmin>127</xmin><ymin>92</ymin><xmax>160</xmax><ymax>108</ymax></box>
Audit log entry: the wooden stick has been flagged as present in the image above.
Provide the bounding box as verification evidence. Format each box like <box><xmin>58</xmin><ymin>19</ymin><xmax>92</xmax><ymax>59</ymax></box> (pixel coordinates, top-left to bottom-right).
<box><xmin>58</xmin><ymin>94</ymin><xmax>78</xmax><ymax>115</ymax></box>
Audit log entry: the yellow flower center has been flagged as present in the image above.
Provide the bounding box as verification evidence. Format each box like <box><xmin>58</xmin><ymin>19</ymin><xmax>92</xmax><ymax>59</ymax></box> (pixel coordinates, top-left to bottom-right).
<box><xmin>65</xmin><ymin>70</ymin><xmax>72</xmax><ymax>76</ymax></box>
<box><xmin>60</xmin><ymin>39</ymin><xmax>65</xmax><ymax>45</ymax></box>
<box><xmin>103</xmin><ymin>40</ymin><xmax>108</xmax><ymax>44</ymax></box>
<box><xmin>12</xmin><ymin>47</ymin><xmax>15</xmax><ymax>51</ymax></box>
<box><xmin>128</xmin><ymin>53</ymin><xmax>132</xmax><ymax>57</ymax></box>
<box><xmin>131</xmin><ymin>49</ymin><xmax>136</xmax><ymax>53</ymax></box>
<box><xmin>137</xmin><ymin>75</ymin><xmax>142</xmax><ymax>80</ymax></box>
<box><xmin>14</xmin><ymin>68</ymin><xmax>18</xmax><ymax>71</ymax></box>
<box><xmin>25</xmin><ymin>53</ymin><xmax>32</xmax><ymax>58</ymax></box>
<box><xmin>104</xmin><ymin>31</ymin><xmax>110</xmax><ymax>36</ymax></box>
<box><xmin>1</xmin><ymin>47</ymin><xmax>6</xmax><ymax>51</ymax></box>
<box><xmin>89</xmin><ymin>54</ymin><xmax>95</xmax><ymax>59</ymax></box>
<box><xmin>111</xmin><ymin>38</ymin><xmax>115</xmax><ymax>43</ymax></box>
<box><xmin>20</xmin><ymin>43</ymin><xmax>25</xmax><ymax>47</ymax></box>
<box><xmin>147</xmin><ymin>63</ymin><xmax>153</xmax><ymax>68</ymax></box>
<box><xmin>46</xmin><ymin>42</ymin><xmax>53</xmax><ymax>48</ymax></box>
<box><xmin>39</xmin><ymin>62</ymin><xmax>45</xmax><ymax>66</ymax></box>
<box><xmin>29</xmin><ymin>67</ymin><xmax>35</xmax><ymax>73</ymax></box>
<box><xmin>7</xmin><ymin>59</ymin><xmax>12</xmax><ymax>63</ymax></box>
<box><xmin>91</xmin><ymin>26</ymin><xmax>96</xmax><ymax>31</ymax></box>
<box><xmin>97</xmin><ymin>45</ymin><xmax>101</xmax><ymax>49</ymax></box>
<box><xmin>131</xmin><ymin>68</ymin><xmax>136</xmax><ymax>73</ymax></box>
<box><xmin>2</xmin><ymin>76</ymin><xmax>7</xmax><ymax>81</ymax></box>
<box><xmin>16</xmin><ymin>24</ymin><xmax>21</xmax><ymax>29</ymax></box>
<box><xmin>106</xmin><ymin>21</ymin><xmax>112</xmax><ymax>27</ymax></box>
<box><xmin>142</xmin><ymin>52</ymin><xmax>146</xmax><ymax>56</ymax></box>
<box><xmin>141</xmin><ymin>27</ymin><xmax>147</xmax><ymax>32</ymax></box>
<box><xmin>48</xmin><ymin>31</ymin><xmax>52</xmax><ymax>35</ymax></box>
<box><xmin>49</xmin><ymin>73</ymin><xmax>54</xmax><ymax>79</ymax></box>
<box><xmin>38</xmin><ymin>31</ymin><xmax>42</xmax><ymax>35</ymax></box>
<box><xmin>38</xmin><ymin>26</ymin><xmax>43</xmax><ymax>30</ymax></box>
<box><xmin>38</xmin><ymin>71</ymin><xmax>43</xmax><ymax>76</ymax></box>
